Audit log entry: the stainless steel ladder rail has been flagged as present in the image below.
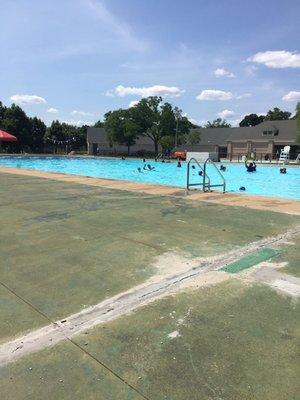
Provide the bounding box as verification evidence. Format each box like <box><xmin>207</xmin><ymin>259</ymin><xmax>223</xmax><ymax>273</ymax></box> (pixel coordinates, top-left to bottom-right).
<box><xmin>203</xmin><ymin>158</ymin><xmax>226</xmax><ymax>193</ymax></box>
<box><xmin>186</xmin><ymin>157</ymin><xmax>211</xmax><ymax>191</ymax></box>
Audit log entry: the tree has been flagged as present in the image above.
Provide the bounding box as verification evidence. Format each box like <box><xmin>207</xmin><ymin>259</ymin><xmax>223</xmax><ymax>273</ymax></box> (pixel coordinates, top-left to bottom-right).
<box><xmin>184</xmin><ymin>130</ymin><xmax>200</xmax><ymax>149</ymax></box>
<box><xmin>239</xmin><ymin>113</ymin><xmax>265</xmax><ymax>127</ymax></box>
<box><xmin>0</xmin><ymin>101</ymin><xmax>7</xmax><ymax>122</ymax></box>
<box><xmin>1</xmin><ymin>104</ymin><xmax>32</xmax><ymax>150</ymax></box>
<box><xmin>204</xmin><ymin>118</ymin><xmax>231</xmax><ymax>128</ymax></box>
<box><xmin>296</xmin><ymin>102</ymin><xmax>300</xmax><ymax>144</ymax></box>
<box><xmin>94</xmin><ymin>120</ymin><xmax>103</xmax><ymax>128</ymax></box>
<box><xmin>29</xmin><ymin>117</ymin><xmax>46</xmax><ymax>151</ymax></box>
<box><xmin>265</xmin><ymin>107</ymin><xmax>291</xmax><ymax>121</ymax></box>
<box><xmin>159</xmin><ymin>135</ymin><xmax>174</xmax><ymax>152</ymax></box>
<box><xmin>132</xmin><ymin>96</ymin><xmax>163</xmax><ymax>155</ymax></box>
<box><xmin>104</xmin><ymin>109</ymin><xmax>139</xmax><ymax>154</ymax></box>
<box><xmin>45</xmin><ymin>120</ymin><xmax>89</xmax><ymax>152</ymax></box>
<box><xmin>131</xmin><ymin>96</ymin><xmax>192</xmax><ymax>154</ymax></box>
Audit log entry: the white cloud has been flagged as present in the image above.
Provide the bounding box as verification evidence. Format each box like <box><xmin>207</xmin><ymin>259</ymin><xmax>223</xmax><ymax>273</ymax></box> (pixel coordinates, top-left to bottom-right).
<box><xmin>71</xmin><ymin>110</ymin><xmax>94</xmax><ymax>116</ymax></box>
<box><xmin>247</xmin><ymin>51</ymin><xmax>300</xmax><ymax>68</ymax></box>
<box><xmin>236</xmin><ymin>93</ymin><xmax>252</xmax><ymax>99</ymax></box>
<box><xmin>112</xmin><ymin>85</ymin><xmax>184</xmax><ymax>98</ymax></box>
<box><xmin>217</xmin><ymin>109</ymin><xmax>235</xmax><ymax>119</ymax></box>
<box><xmin>63</xmin><ymin>119</ymin><xmax>93</xmax><ymax>127</ymax></box>
<box><xmin>128</xmin><ymin>100</ymin><xmax>139</xmax><ymax>107</ymax></box>
<box><xmin>214</xmin><ymin>68</ymin><xmax>235</xmax><ymax>78</ymax></box>
<box><xmin>188</xmin><ymin>118</ymin><xmax>201</xmax><ymax>126</ymax></box>
<box><xmin>282</xmin><ymin>91</ymin><xmax>300</xmax><ymax>101</ymax></box>
<box><xmin>196</xmin><ymin>90</ymin><xmax>233</xmax><ymax>101</ymax></box>
<box><xmin>47</xmin><ymin>107</ymin><xmax>58</xmax><ymax>113</ymax></box>
<box><xmin>10</xmin><ymin>94</ymin><xmax>46</xmax><ymax>105</ymax></box>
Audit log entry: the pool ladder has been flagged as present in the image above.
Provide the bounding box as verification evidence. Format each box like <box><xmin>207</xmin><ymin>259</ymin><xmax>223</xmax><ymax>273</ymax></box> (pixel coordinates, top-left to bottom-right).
<box><xmin>186</xmin><ymin>157</ymin><xmax>226</xmax><ymax>193</ymax></box>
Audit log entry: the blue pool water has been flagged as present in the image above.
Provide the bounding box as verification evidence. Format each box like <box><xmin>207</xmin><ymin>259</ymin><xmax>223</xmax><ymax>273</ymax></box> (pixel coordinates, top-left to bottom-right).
<box><xmin>0</xmin><ymin>155</ymin><xmax>299</xmax><ymax>200</ymax></box>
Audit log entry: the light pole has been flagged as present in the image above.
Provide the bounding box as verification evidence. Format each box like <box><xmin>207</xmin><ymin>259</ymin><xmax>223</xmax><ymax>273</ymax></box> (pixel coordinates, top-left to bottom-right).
<box><xmin>174</xmin><ymin>107</ymin><xmax>181</xmax><ymax>149</ymax></box>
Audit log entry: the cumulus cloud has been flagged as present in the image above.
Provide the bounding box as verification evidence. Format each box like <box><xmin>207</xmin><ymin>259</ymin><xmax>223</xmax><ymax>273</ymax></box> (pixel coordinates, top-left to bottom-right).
<box><xmin>10</xmin><ymin>94</ymin><xmax>46</xmax><ymax>105</ymax></box>
<box><xmin>109</xmin><ymin>85</ymin><xmax>184</xmax><ymax>98</ymax></box>
<box><xmin>128</xmin><ymin>100</ymin><xmax>140</xmax><ymax>107</ymax></box>
<box><xmin>196</xmin><ymin>90</ymin><xmax>233</xmax><ymax>101</ymax></box>
<box><xmin>282</xmin><ymin>91</ymin><xmax>300</xmax><ymax>101</ymax></box>
<box><xmin>71</xmin><ymin>110</ymin><xmax>94</xmax><ymax>116</ymax></box>
<box><xmin>247</xmin><ymin>50</ymin><xmax>300</xmax><ymax>68</ymax></box>
<box><xmin>217</xmin><ymin>109</ymin><xmax>235</xmax><ymax>119</ymax></box>
<box><xmin>214</xmin><ymin>68</ymin><xmax>235</xmax><ymax>78</ymax></box>
<box><xmin>47</xmin><ymin>107</ymin><xmax>58</xmax><ymax>113</ymax></box>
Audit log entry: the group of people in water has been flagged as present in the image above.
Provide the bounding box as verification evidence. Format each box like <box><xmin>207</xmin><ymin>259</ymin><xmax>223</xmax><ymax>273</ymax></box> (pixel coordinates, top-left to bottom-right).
<box><xmin>120</xmin><ymin>156</ymin><xmax>288</xmax><ymax>179</ymax></box>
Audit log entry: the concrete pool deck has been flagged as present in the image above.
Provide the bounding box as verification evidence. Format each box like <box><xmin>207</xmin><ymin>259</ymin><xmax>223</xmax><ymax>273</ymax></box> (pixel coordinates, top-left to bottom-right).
<box><xmin>0</xmin><ymin>166</ymin><xmax>299</xmax><ymax>215</ymax></box>
<box><xmin>1</xmin><ymin>170</ymin><xmax>299</xmax><ymax>399</ymax></box>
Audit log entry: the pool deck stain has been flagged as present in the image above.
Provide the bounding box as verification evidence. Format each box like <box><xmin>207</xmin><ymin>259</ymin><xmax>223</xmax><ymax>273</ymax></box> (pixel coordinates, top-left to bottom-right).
<box><xmin>0</xmin><ymin>166</ymin><xmax>299</xmax><ymax>215</ymax></box>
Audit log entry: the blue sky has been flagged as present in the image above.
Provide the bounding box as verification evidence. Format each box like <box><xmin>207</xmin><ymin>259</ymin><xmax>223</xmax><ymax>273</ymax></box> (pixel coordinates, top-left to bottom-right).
<box><xmin>0</xmin><ymin>0</ymin><xmax>299</xmax><ymax>126</ymax></box>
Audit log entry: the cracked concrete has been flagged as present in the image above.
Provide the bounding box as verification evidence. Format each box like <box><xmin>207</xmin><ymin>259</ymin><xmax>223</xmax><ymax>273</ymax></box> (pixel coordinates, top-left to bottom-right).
<box><xmin>1</xmin><ymin>227</ymin><xmax>299</xmax><ymax>366</ymax></box>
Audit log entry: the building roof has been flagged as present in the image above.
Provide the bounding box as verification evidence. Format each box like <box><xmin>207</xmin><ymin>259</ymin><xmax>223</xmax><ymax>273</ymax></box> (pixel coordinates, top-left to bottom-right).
<box><xmin>191</xmin><ymin>119</ymin><xmax>297</xmax><ymax>145</ymax></box>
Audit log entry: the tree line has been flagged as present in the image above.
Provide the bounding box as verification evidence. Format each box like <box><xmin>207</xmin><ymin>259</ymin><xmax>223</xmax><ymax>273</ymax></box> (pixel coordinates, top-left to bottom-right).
<box><xmin>0</xmin><ymin>99</ymin><xmax>299</xmax><ymax>153</ymax></box>
<box><xmin>0</xmin><ymin>101</ymin><xmax>88</xmax><ymax>153</ymax></box>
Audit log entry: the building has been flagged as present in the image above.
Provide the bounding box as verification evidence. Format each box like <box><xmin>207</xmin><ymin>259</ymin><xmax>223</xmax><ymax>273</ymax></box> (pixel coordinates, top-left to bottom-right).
<box><xmin>87</xmin><ymin>120</ymin><xmax>299</xmax><ymax>159</ymax></box>
<box><xmin>87</xmin><ymin>127</ymin><xmax>162</xmax><ymax>155</ymax></box>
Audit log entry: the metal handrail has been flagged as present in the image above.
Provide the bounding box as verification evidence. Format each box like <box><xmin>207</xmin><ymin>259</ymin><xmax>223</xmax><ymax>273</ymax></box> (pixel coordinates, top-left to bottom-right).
<box><xmin>203</xmin><ymin>158</ymin><xmax>226</xmax><ymax>193</ymax></box>
<box><xmin>155</xmin><ymin>153</ymin><xmax>163</xmax><ymax>160</ymax></box>
<box><xmin>186</xmin><ymin>157</ymin><xmax>211</xmax><ymax>191</ymax></box>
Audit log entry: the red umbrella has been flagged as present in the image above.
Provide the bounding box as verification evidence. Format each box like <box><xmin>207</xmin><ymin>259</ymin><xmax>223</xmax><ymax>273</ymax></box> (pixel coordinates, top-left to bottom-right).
<box><xmin>0</xmin><ymin>130</ymin><xmax>17</xmax><ymax>142</ymax></box>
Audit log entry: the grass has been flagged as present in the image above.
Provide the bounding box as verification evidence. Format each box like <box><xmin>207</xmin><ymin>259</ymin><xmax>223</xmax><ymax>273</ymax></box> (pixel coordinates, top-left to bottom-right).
<box><xmin>1</xmin><ymin>279</ymin><xmax>299</xmax><ymax>400</ymax></box>
<box><xmin>0</xmin><ymin>172</ymin><xmax>299</xmax><ymax>343</ymax></box>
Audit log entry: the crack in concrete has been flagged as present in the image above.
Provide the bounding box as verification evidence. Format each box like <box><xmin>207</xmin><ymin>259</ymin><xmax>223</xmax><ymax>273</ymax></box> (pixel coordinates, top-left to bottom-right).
<box><xmin>0</xmin><ymin>227</ymin><xmax>299</xmax><ymax>366</ymax></box>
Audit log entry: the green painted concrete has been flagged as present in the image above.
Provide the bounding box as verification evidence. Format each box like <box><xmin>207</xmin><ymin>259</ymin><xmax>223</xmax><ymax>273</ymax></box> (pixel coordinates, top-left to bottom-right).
<box><xmin>0</xmin><ymin>172</ymin><xmax>299</xmax><ymax>343</ymax></box>
<box><xmin>0</xmin><ymin>341</ymin><xmax>144</xmax><ymax>400</ymax></box>
<box><xmin>221</xmin><ymin>248</ymin><xmax>281</xmax><ymax>273</ymax></box>
<box><xmin>279</xmin><ymin>235</ymin><xmax>300</xmax><ymax>277</ymax></box>
<box><xmin>2</xmin><ymin>280</ymin><xmax>299</xmax><ymax>400</ymax></box>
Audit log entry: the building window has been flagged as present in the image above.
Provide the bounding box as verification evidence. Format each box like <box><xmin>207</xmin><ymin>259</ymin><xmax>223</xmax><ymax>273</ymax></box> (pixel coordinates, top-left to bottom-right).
<box><xmin>262</xmin><ymin>130</ymin><xmax>276</xmax><ymax>136</ymax></box>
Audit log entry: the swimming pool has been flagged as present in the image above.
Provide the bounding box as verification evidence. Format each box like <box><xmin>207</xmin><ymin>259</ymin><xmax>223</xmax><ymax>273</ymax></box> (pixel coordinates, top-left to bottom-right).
<box><xmin>0</xmin><ymin>155</ymin><xmax>299</xmax><ymax>200</ymax></box>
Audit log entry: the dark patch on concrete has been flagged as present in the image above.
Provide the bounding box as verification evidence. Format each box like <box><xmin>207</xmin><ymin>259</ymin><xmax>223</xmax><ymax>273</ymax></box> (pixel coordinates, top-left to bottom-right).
<box><xmin>31</xmin><ymin>211</ymin><xmax>71</xmax><ymax>223</ymax></box>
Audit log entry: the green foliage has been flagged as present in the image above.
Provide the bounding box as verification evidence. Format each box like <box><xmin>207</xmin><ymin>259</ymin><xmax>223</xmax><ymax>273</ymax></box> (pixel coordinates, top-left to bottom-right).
<box><xmin>184</xmin><ymin>130</ymin><xmax>200</xmax><ymax>147</ymax></box>
<box><xmin>94</xmin><ymin>120</ymin><xmax>104</xmax><ymax>128</ymax></box>
<box><xmin>204</xmin><ymin>118</ymin><xmax>231</xmax><ymax>128</ymax></box>
<box><xmin>296</xmin><ymin>102</ymin><xmax>300</xmax><ymax>144</ymax></box>
<box><xmin>45</xmin><ymin>120</ymin><xmax>87</xmax><ymax>150</ymax></box>
<box><xmin>0</xmin><ymin>102</ymin><xmax>87</xmax><ymax>152</ymax></box>
<box><xmin>29</xmin><ymin>117</ymin><xmax>47</xmax><ymax>151</ymax></box>
<box><xmin>239</xmin><ymin>113</ymin><xmax>265</xmax><ymax>127</ymax></box>
<box><xmin>159</xmin><ymin>135</ymin><xmax>174</xmax><ymax>151</ymax></box>
<box><xmin>130</xmin><ymin>96</ymin><xmax>192</xmax><ymax>154</ymax></box>
<box><xmin>104</xmin><ymin>109</ymin><xmax>139</xmax><ymax>154</ymax></box>
<box><xmin>265</xmin><ymin>107</ymin><xmax>291</xmax><ymax>121</ymax></box>
<box><xmin>0</xmin><ymin>103</ymin><xmax>46</xmax><ymax>151</ymax></box>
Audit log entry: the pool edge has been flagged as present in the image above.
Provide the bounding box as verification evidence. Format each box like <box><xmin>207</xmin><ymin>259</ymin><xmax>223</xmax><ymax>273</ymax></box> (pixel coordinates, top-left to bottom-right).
<box><xmin>0</xmin><ymin>166</ymin><xmax>299</xmax><ymax>215</ymax></box>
